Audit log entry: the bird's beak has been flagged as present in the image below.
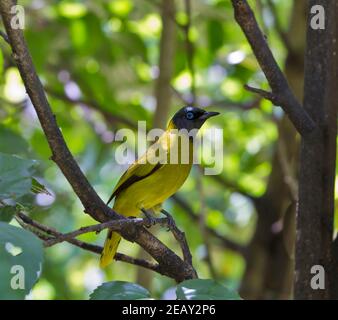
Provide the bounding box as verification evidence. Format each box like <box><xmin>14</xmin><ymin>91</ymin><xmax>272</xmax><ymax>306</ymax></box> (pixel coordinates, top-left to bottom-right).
<box><xmin>200</xmin><ymin>111</ymin><xmax>220</xmax><ymax>120</ymax></box>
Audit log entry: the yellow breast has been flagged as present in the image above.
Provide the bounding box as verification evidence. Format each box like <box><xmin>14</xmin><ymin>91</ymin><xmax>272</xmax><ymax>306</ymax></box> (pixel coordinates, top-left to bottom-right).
<box><xmin>113</xmin><ymin>130</ymin><xmax>193</xmax><ymax>216</ymax></box>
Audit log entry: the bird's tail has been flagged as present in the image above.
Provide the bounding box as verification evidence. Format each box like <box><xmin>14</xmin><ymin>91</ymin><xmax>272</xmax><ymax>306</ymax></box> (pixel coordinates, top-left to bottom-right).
<box><xmin>99</xmin><ymin>229</ymin><xmax>121</xmax><ymax>268</ymax></box>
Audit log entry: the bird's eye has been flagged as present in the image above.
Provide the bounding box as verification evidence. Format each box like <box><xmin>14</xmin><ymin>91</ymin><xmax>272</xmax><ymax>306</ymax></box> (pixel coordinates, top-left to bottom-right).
<box><xmin>186</xmin><ymin>111</ymin><xmax>194</xmax><ymax>120</ymax></box>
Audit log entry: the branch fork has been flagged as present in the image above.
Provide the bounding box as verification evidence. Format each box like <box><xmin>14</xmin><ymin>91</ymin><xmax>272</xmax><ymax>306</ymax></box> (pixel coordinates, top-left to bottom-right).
<box><xmin>231</xmin><ymin>0</ymin><xmax>316</xmax><ymax>136</ymax></box>
<box><xmin>16</xmin><ymin>211</ymin><xmax>196</xmax><ymax>279</ymax></box>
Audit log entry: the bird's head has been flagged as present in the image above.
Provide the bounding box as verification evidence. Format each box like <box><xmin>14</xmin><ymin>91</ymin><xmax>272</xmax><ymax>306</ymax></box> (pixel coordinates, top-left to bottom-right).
<box><xmin>169</xmin><ymin>106</ymin><xmax>219</xmax><ymax>131</ymax></box>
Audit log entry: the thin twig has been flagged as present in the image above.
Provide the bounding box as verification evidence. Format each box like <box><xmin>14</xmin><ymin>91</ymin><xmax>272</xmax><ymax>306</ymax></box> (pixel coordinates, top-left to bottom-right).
<box><xmin>162</xmin><ymin>210</ymin><xmax>194</xmax><ymax>267</ymax></box>
<box><xmin>172</xmin><ymin>227</ymin><xmax>193</xmax><ymax>266</ymax></box>
<box><xmin>43</xmin><ymin>218</ymin><xmax>145</xmax><ymax>247</ymax></box>
<box><xmin>244</xmin><ymin>84</ymin><xmax>276</xmax><ymax>102</ymax></box>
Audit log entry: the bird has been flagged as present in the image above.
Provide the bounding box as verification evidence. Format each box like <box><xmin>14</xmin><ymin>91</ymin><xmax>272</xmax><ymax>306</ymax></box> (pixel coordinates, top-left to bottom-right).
<box><xmin>100</xmin><ymin>106</ymin><xmax>219</xmax><ymax>268</ymax></box>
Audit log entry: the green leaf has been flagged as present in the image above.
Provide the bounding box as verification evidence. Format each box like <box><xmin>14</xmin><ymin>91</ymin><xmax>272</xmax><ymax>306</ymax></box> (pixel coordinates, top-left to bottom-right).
<box><xmin>31</xmin><ymin>178</ymin><xmax>51</xmax><ymax>196</ymax></box>
<box><xmin>90</xmin><ymin>281</ymin><xmax>151</xmax><ymax>300</ymax></box>
<box><xmin>0</xmin><ymin>205</ymin><xmax>17</xmax><ymax>222</ymax></box>
<box><xmin>0</xmin><ymin>153</ymin><xmax>37</xmax><ymax>201</ymax></box>
<box><xmin>0</xmin><ymin>222</ymin><xmax>44</xmax><ymax>299</ymax></box>
<box><xmin>0</xmin><ymin>126</ymin><xmax>29</xmax><ymax>155</ymax></box>
<box><xmin>176</xmin><ymin>279</ymin><xmax>242</xmax><ymax>300</ymax></box>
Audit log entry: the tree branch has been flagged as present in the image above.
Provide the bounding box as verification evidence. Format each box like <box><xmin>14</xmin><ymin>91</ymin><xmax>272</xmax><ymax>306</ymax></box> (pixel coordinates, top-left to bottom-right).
<box><xmin>295</xmin><ymin>0</ymin><xmax>338</xmax><ymax>299</ymax></box>
<box><xmin>16</xmin><ymin>212</ymin><xmax>170</xmax><ymax>276</ymax></box>
<box><xmin>43</xmin><ymin>218</ymin><xmax>146</xmax><ymax>247</ymax></box>
<box><xmin>0</xmin><ymin>0</ymin><xmax>197</xmax><ymax>283</ymax></box>
<box><xmin>163</xmin><ymin>211</ymin><xmax>194</xmax><ymax>265</ymax></box>
<box><xmin>230</xmin><ymin>0</ymin><xmax>315</xmax><ymax>136</ymax></box>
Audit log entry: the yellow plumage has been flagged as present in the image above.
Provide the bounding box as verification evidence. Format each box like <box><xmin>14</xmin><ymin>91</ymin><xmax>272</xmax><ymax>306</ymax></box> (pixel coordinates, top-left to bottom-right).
<box><xmin>100</xmin><ymin>122</ymin><xmax>193</xmax><ymax>268</ymax></box>
<box><xmin>100</xmin><ymin>106</ymin><xmax>219</xmax><ymax>268</ymax></box>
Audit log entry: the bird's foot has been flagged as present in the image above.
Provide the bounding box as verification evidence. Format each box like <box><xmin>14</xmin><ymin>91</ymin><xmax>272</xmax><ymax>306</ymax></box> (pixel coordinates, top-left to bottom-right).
<box><xmin>141</xmin><ymin>209</ymin><xmax>159</xmax><ymax>228</ymax></box>
<box><xmin>161</xmin><ymin>209</ymin><xmax>176</xmax><ymax>231</ymax></box>
<box><xmin>141</xmin><ymin>209</ymin><xmax>177</xmax><ymax>230</ymax></box>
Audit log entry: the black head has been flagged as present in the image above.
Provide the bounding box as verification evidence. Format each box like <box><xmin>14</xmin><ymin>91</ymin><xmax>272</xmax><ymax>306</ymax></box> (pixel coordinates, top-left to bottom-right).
<box><xmin>170</xmin><ymin>106</ymin><xmax>219</xmax><ymax>131</ymax></box>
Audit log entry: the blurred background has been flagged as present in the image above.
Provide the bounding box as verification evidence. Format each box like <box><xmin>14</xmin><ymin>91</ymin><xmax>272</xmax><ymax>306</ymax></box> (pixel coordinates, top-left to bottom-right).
<box><xmin>0</xmin><ymin>0</ymin><xmax>337</xmax><ymax>300</ymax></box>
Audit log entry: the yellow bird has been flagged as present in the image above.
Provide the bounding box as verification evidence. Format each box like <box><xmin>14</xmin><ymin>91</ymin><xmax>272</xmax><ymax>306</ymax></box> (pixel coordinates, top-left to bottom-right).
<box><xmin>100</xmin><ymin>106</ymin><xmax>219</xmax><ymax>268</ymax></box>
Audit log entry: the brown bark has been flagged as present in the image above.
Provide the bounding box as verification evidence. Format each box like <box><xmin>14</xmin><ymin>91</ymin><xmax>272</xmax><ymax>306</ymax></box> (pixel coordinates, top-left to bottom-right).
<box><xmin>295</xmin><ymin>0</ymin><xmax>338</xmax><ymax>299</ymax></box>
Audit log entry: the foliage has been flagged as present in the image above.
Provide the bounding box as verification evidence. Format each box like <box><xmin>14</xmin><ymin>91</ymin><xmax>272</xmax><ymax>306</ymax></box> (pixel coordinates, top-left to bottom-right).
<box><xmin>0</xmin><ymin>205</ymin><xmax>17</xmax><ymax>222</ymax></box>
<box><xmin>89</xmin><ymin>279</ymin><xmax>241</xmax><ymax>300</ymax></box>
<box><xmin>0</xmin><ymin>222</ymin><xmax>43</xmax><ymax>299</ymax></box>
<box><xmin>0</xmin><ymin>0</ymin><xmax>336</xmax><ymax>300</ymax></box>
<box><xmin>176</xmin><ymin>279</ymin><xmax>241</xmax><ymax>300</ymax></box>
<box><xmin>0</xmin><ymin>153</ymin><xmax>37</xmax><ymax>201</ymax></box>
<box><xmin>90</xmin><ymin>281</ymin><xmax>151</xmax><ymax>300</ymax></box>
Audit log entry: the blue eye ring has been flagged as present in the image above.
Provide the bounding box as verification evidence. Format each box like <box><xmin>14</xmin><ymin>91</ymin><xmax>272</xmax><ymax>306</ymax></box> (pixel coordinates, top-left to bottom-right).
<box><xmin>186</xmin><ymin>111</ymin><xmax>194</xmax><ymax>120</ymax></box>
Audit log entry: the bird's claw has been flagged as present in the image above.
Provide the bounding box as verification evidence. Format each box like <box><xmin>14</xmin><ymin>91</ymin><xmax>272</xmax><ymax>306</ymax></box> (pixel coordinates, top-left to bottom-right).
<box><xmin>141</xmin><ymin>209</ymin><xmax>177</xmax><ymax>230</ymax></box>
<box><xmin>141</xmin><ymin>209</ymin><xmax>158</xmax><ymax>228</ymax></box>
<box><xmin>161</xmin><ymin>210</ymin><xmax>176</xmax><ymax>231</ymax></box>
<box><xmin>145</xmin><ymin>216</ymin><xmax>158</xmax><ymax>228</ymax></box>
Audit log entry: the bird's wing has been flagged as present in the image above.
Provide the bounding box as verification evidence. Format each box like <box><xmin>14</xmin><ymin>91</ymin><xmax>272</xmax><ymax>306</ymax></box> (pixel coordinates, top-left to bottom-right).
<box><xmin>106</xmin><ymin>137</ymin><xmax>169</xmax><ymax>205</ymax></box>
